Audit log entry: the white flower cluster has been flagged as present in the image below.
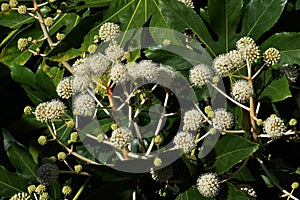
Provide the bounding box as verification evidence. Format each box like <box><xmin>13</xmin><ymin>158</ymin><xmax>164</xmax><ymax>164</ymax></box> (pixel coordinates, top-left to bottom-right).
<box><xmin>211</xmin><ymin>108</ymin><xmax>234</xmax><ymax>130</ymax></box>
<box><xmin>178</xmin><ymin>0</ymin><xmax>194</xmax><ymax>8</ymax></box>
<box><xmin>183</xmin><ymin>109</ymin><xmax>203</xmax><ymax>131</ymax></box>
<box><xmin>35</xmin><ymin>100</ymin><xmax>66</xmax><ymax>123</ymax></box>
<box><xmin>9</xmin><ymin>192</ymin><xmax>30</xmax><ymax>200</ymax></box>
<box><xmin>173</xmin><ymin>131</ymin><xmax>195</xmax><ymax>153</ymax></box>
<box><xmin>196</xmin><ymin>173</ymin><xmax>220</xmax><ymax>198</ymax></box>
<box><xmin>280</xmin><ymin>64</ymin><xmax>299</xmax><ymax>82</ymax></box>
<box><xmin>238</xmin><ymin>184</ymin><xmax>257</xmax><ymax>198</ymax></box>
<box><xmin>73</xmin><ymin>94</ymin><xmax>96</xmax><ymax>117</ymax></box>
<box><xmin>231</xmin><ymin>80</ymin><xmax>253</xmax><ymax>103</ymax></box>
<box><xmin>110</xmin><ymin>127</ymin><xmax>133</xmax><ymax>149</ymax></box>
<box><xmin>263</xmin><ymin>47</ymin><xmax>281</xmax><ymax>66</ymax></box>
<box><xmin>263</xmin><ymin>114</ymin><xmax>286</xmax><ymax>137</ymax></box>
<box><xmin>56</xmin><ymin>77</ymin><xmax>74</xmax><ymax>99</ymax></box>
<box><xmin>99</xmin><ymin>22</ymin><xmax>120</xmax><ymax>41</ymax></box>
<box><xmin>189</xmin><ymin>64</ymin><xmax>213</xmax><ymax>87</ymax></box>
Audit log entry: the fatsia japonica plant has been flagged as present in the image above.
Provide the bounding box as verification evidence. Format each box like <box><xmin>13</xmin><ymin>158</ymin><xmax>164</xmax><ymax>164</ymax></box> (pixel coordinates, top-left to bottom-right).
<box><xmin>0</xmin><ymin>0</ymin><xmax>300</xmax><ymax>199</ymax></box>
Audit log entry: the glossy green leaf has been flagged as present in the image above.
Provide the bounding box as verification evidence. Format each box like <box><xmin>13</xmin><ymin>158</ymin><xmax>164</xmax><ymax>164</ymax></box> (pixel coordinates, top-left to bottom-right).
<box><xmin>7</xmin><ymin>142</ymin><xmax>38</xmax><ymax>182</ymax></box>
<box><xmin>255</xmin><ymin>68</ymin><xmax>292</xmax><ymax>102</ymax></box>
<box><xmin>226</xmin><ymin>182</ymin><xmax>248</xmax><ymax>200</ymax></box>
<box><xmin>232</xmin><ymin>166</ymin><xmax>255</xmax><ymax>182</ymax></box>
<box><xmin>260</xmin><ymin>32</ymin><xmax>300</xmax><ymax>65</ymax></box>
<box><xmin>175</xmin><ymin>187</ymin><xmax>206</xmax><ymax>200</ymax></box>
<box><xmin>48</xmin><ymin>181</ymin><xmax>61</xmax><ymax>200</ymax></box>
<box><xmin>296</xmin><ymin>0</ymin><xmax>300</xmax><ymax>10</ymax></box>
<box><xmin>207</xmin><ymin>0</ymin><xmax>243</xmax><ymax>53</ymax></box>
<box><xmin>0</xmin><ymin>166</ymin><xmax>27</xmax><ymax>198</ymax></box>
<box><xmin>213</xmin><ymin>134</ymin><xmax>259</xmax><ymax>174</ymax></box>
<box><xmin>239</xmin><ymin>0</ymin><xmax>287</xmax><ymax>40</ymax></box>
<box><xmin>0</xmin><ymin>10</ymin><xmax>34</xmax><ymax>29</ymax></box>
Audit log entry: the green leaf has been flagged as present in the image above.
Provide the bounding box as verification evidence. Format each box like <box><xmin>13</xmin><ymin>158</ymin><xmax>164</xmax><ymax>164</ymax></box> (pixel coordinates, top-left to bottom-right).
<box><xmin>65</xmin><ymin>0</ymin><xmax>111</xmax><ymax>12</ymax></box>
<box><xmin>260</xmin><ymin>32</ymin><xmax>300</xmax><ymax>65</ymax></box>
<box><xmin>0</xmin><ymin>10</ymin><xmax>34</xmax><ymax>29</ymax></box>
<box><xmin>296</xmin><ymin>0</ymin><xmax>300</xmax><ymax>10</ymax></box>
<box><xmin>255</xmin><ymin>68</ymin><xmax>292</xmax><ymax>102</ymax></box>
<box><xmin>213</xmin><ymin>134</ymin><xmax>259</xmax><ymax>174</ymax></box>
<box><xmin>175</xmin><ymin>187</ymin><xmax>206</xmax><ymax>200</ymax></box>
<box><xmin>226</xmin><ymin>182</ymin><xmax>248</xmax><ymax>200</ymax></box>
<box><xmin>207</xmin><ymin>0</ymin><xmax>243</xmax><ymax>53</ymax></box>
<box><xmin>0</xmin><ymin>166</ymin><xmax>27</xmax><ymax>198</ymax></box>
<box><xmin>239</xmin><ymin>0</ymin><xmax>287</xmax><ymax>40</ymax></box>
<box><xmin>48</xmin><ymin>181</ymin><xmax>61</xmax><ymax>200</ymax></box>
<box><xmin>7</xmin><ymin>142</ymin><xmax>38</xmax><ymax>182</ymax></box>
<box><xmin>232</xmin><ymin>166</ymin><xmax>255</xmax><ymax>182</ymax></box>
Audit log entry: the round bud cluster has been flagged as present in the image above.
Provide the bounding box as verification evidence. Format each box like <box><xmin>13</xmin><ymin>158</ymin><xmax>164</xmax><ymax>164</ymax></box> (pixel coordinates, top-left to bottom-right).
<box><xmin>62</xmin><ymin>185</ymin><xmax>72</xmax><ymax>196</ymax></box>
<box><xmin>72</xmin><ymin>58</ymin><xmax>89</xmax><ymax>75</ymax></box>
<box><xmin>110</xmin><ymin>127</ymin><xmax>133</xmax><ymax>149</ymax></box>
<box><xmin>196</xmin><ymin>173</ymin><xmax>220</xmax><ymax>198</ymax></box>
<box><xmin>44</xmin><ymin>17</ymin><xmax>54</xmax><ymax>27</ymax></box>
<box><xmin>173</xmin><ymin>131</ymin><xmax>195</xmax><ymax>153</ymax></box>
<box><xmin>87</xmin><ymin>52</ymin><xmax>110</xmax><ymax>76</ymax></box>
<box><xmin>73</xmin><ymin>94</ymin><xmax>96</xmax><ymax>117</ymax></box>
<box><xmin>135</xmin><ymin>60</ymin><xmax>159</xmax><ymax>82</ymax></box>
<box><xmin>17</xmin><ymin>5</ymin><xmax>27</xmax><ymax>14</ymax></box>
<box><xmin>40</xmin><ymin>192</ymin><xmax>49</xmax><ymax>200</ymax></box>
<box><xmin>56</xmin><ymin>32</ymin><xmax>65</xmax><ymax>41</ymax></box>
<box><xmin>27</xmin><ymin>185</ymin><xmax>36</xmax><ymax>195</ymax></box>
<box><xmin>236</xmin><ymin>36</ymin><xmax>260</xmax><ymax>63</ymax></box>
<box><xmin>56</xmin><ymin>77</ymin><xmax>74</xmax><ymax>99</ymax></box>
<box><xmin>263</xmin><ymin>114</ymin><xmax>286</xmax><ymax>137</ymax></box>
<box><xmin>35</xmin><ymin>100</ymin><xmax>66</xmax><ymax>123</ymax></box>
<box><xmin>263</xmin><ymin>47</ymin><xmax>281</xmax><ymax>66</ymax></box>
<box><xmin>150</xmin><ymin>165</ymin><xmax>173</xmax><ymax>182</ymax></box>
<box><xmin>211</xmin><ymin>108</ymin><xmax>234</xmax><ymax>130</ymax></box>
<box><xmin>231</xmin><ymin>80</ymin><xmax>253</xmax><ymax>102</ymax></box>
<box><xmin>153</xmin><ymin>157</ymin><xmax>162</xmax><ymax>167</ymax></box>
<box><xmin>38</xmin><ymin>135</ymin><xmax>47</xmax><ymax>146</ymax></box>
<box><xmin>9</xmin><ymin>192</ymin><xmax>29</xmax><ymax>200</ymax></box>
<box><xmin>87</xmin><ymin>44</ymin><xmax>98</xmax><ymax>54</ymax></box>
<box><xmin>280</xmin><ymin>64</ymin><xmax>299</xmax><ymax>82</ymax></box>
<box><xmin>105</xmin><ymin>40</ymin><xmax>124</xmax><ymax>61</ymax></box>
<box><xmin>74</xmin><ymin>164</ymin><xmax>82</xmax><ymax>173</ymax></box>
<box><xmin>9</xmin><ymin>0</ymin><xmax>18</xmax><ymax>8</ymax></box>
<box><xmin>183</xmin><ymin>109</ymin><xmax>203</xmax><ymax>131</ymax></box>
<box><xmin>99</xmin><ymin>22</ymin><xmax>120</xmax><ymax>41</ymax></box>
<box><xmin>1</xmin><ymin>3</ymin><xmax>10</xmax><ymax>12</ymax></box>
<box><xmin>17</xmin><ymin>38</ymin><xmax>28</xmax><ymax>51</ymax></box>
<box><xmin>36</xmin><ymin>163</ymin><xmax>59</xmax><ymax>185</ymax></box>
<box><xmin>57</xmin><ymin>152</ymin><xmax>67</xmax><ymax>160</ymax></box>
<box><xmin>110</xmin><ymin>63</ymin><xmax>127</xmax><ymax>84</ymax></box>
<box><xmin>237</xmin><ymin>184</ymin><xmax>257</xmax><ymax>199</ymax></box>
<box><xmin>227</xmin><ymin>50</ymin><xmax>245</xmax><ymax>67</ymax></box>
<box><xmin>189</xmin><ymin>64</ymin><xmax>213</xmax><ymax>87</ymax></box>
<box><xmin>178</xmin><ymin>0</ymin><xmax>194</xmax><ymax>8</ymax></box>
<box><xmin>35</xmin><ymin>184</ymin><xmax>46</xmax><ymax>194</ymax></box>
<box><xmin>73</xmin><ymin>75</ymin><xmax>93</xmax><ymax>92</ymax></box>
<box><xmin>212</xmin><ymin>54</ymin><xmax>236</xmax><ymax>76</ymax></box>
<box><xmin>24</xmin><ymin>106</ymin><xmax>32</xmax><ymax>115</ymax></box>
<box><xmin>289</xmin><ymin>118</ymin><xmax>297</xmax><ymax>126</ymax></box>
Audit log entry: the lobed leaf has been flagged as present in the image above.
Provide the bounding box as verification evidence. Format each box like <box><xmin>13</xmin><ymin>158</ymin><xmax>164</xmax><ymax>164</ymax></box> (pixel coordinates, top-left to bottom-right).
<box><xmin>175</xmin><ymin>187</ymin><xmax>206</xmax><ymax>200</ymax></box>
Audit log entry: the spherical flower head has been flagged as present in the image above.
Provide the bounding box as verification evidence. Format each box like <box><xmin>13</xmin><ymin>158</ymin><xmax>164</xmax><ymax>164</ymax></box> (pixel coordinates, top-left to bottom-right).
<box><xmin>153</xmin><ymin>157</ymin><xmax>162</xmax><ymax>167</ymax></box>
<box><xmin>183</xmin><ymin>109</ymin><xmax>203</xmax><ymax>131</ymax></box>
<box><xmin>35</xmin><ymin>102</ymin><xmax>48</xmax><ymax>123</ymax></box>
<box><xmin>196</xmin><ymin>173</ymin><xmax>220</xmax><ymax>198</ymax></box>
<box><xmin>9</xmin><ymin>0</ymin><xmax>18</xmax><ymax>8</ymax></box>
<box><xmin>24</xmin><ymin>106</ymin><xmax>32</xmax><ymax>115</ymax></box>
<box><xmin>110</xmin><ymin>127</ymin><xmax>133</xmax><ymax>149</ymax></box>
<box><xmin>236</xmin><ymin>36</ymin><xmax>256</xmax><ymax>50</ymax></box>
<box><xmin>36</xmin><ymin>163</ymin><xmax>59</xmax><ymax>185</ymax></box>
<box><xmin>263</xmin><ymin>114</ymin><xmax>286</xmax><ymax>137</ymax></box>
<box><xmin>136</xmin><ymin>60</ymin><xmax>159</xmax><ymax>82</ymax></box>
<box><xmin>280</xmin><ymin>64</ymin><xmax>299</xmax><ymax>82</ymax></box>
<box><xmin>17</xmin><ymin>5</ymin><xmax>27</xmax><ymax>14</ymax></box>
<box><xmin>263</xmin><ymin>47</ymin><xmax>281</xmax><ymax>66</ymax></box>
<box><xmin>9</xmin><ymin>192</ymin><xmax>29</xmax><ymax>200</ymax></box>
<box><xmin>189</xmin><ymin>64</ymin><xmax>213</xmax><ymax>87</ymax></box>
<box><xmin>99</xmin><ymin>22</ymin><xmax>120</xmax><ymax>41</ymax></box>
<box><xmin>45</xmin><ymin>100</ymin><xmax>66</xmax><ymax>121</ymax></box>
<box><xmin>17</xmin><ymin>38</ymin><xmax>28</xmax><ymax>51</ymax></box>
<box><xmin>56</xmin><ymin>32</ymin><xmax>65</xmax><ymax>41</ymax></box>
<box><xmin>72</xmin><ymin>58</ymin><xmax>90</xmax><ymax>76</ymax></box>
<box><xmin>237</xmin><ymin>184</ymin><xmax>257</xmax><ymax>199</ymax></box>
<box><xmin>178</xmin><ymin>0</ymin><xmax>194</xmax><ymax>8</ymax></box>
<box><xmin>62</xmin><ymin>185</ymin><xmax>72</xmax><ymax>196</ymax></box>
<box><xmin>212</xmin><ymin>108</ymin><xmax>234</xmax><ymax>130</ymax></box>
<box><xmin>57</xmin><ymin>152</ymin><xmax>67</xmax><ymax>160</ymax></box>
<box><xmin>56</xmin><ymin>77</ymin><xmax>74</xmax><ymax>99</ymax></box>
<box><xmin>105</xmin><ymin>40</ymin><xmax>124</xmax><ymax>61</ymax></box>
<box><xmin>87</xmin><ymin>52</ymin><xmax>110</xmax><ymax>76</ymax></box>
<box><xmin>173</xmin><ymin>131</ymin><xmax>195</xmax><ymax>153</ymax></box>
<box><xmin>35</xmin><ymin>184</ymin><xmax>46</xmax><ymax>194</ymax></box>
<box><xmin>38</xmin><ymin>135</ymin><xmax>47</xmax><ymax>146</ymax></box>
<box><xmin>213</xmin><ymin>54</ymin><xmax>236</xmax><ymax>76</ymax></box>
<box><xmin>27</xmin><ymin>185</ymin><xmax>36</xmax><ymax>195</ymax></box>
<box><xmin>74</xmin><ymin>164</ymin><xmax>82</xmax><ymax>173</ymax></box>
<box><xmin>73</xmin><ymin>94</ymin><xmax>96</xmax><ymax>117</ymax></box>
<box><xmin>243</xmin><ymin>43</ymin><xmax>260</xmax><ymax>63</ymax></box>
<box><xmin>110</xmin><ymin>63</ymin><xmax>127</xmax><ymax>84</ymax></box>
<box><xmin>150</xmin><ymin>165</ymin><xmax>173</xmax><ymax>182</ymax></box>
<box><xmin>73</xmin><ymin>75</ymin><xmax>93</xmax><ymax>92</ymax></box>
<box><xmin>40</xmin><ymin>192</ymin><xmax>49</xmax><ymax>200</ymax></box>
<box><xmin>44</xmin><ymin>17</ymin><xmax>54</xmax><ymax>27</ymax></box>
<box><xmin>1</xmin><ymin>3</ymin><xmax>10</xmax><ymax>12</ymax></box>
<box><xmin>227</xmin><ymin>50</ymin><xmax>245</xmax><ymax>67</ymax></box>
<box><xmin>231</xmin><ymin>80</ymin><xmax>253</xmax><ymax>103</ymax></box>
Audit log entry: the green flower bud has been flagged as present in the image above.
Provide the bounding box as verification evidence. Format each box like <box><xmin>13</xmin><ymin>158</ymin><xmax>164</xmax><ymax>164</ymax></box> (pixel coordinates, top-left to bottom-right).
<box><xmin>40</xmin><ymin>192</ymin><xmax>49</xmax><ymax>200</ymax></box>
<box><xmin>74</xmin><ymin>164</ymin><xmax>82</xmax><ymax>173</ymax></box>
<box><xmin>9</xmin><ymin>0</ymin><xmax>18</xmax><ymax>8</ymax></box>
<box><xmin>154</xmin><ymin>157</ymin><xmax>162</xmax><ymax>167</ymax></box>
<box><xmin>62</xmin><ymin>185</ymin><xmax>72</xmax><ymax>196</ymax></box>
<box><xmin>289</xmin><ymin>118</ymin><xmax>297</xmax><ymax>126</ymax></box>
<box><xmin>1</xmin><ymin>3</ymin><xmax>10</xmax><ymax>12</ymax></box>
<box><xmin>35</xmin><ymin>184</ymin><xmax>46</xmax><ymax>194</ymax></box>
<box><xmin>212</xmin><ymin>76</ymin><xmax>220</xmax><ymax>83</ymax></box>
<box><xmin>111</xmin><ymin>123</ymin><xmax>118</xmax><ymax>130</ymax></box>
<box><xmin>57</xmin><ymin>152</ymin><xmax>67</xmax><ymax>160</ymax></box>
<box><xmin>24</xmin><ymin>106</ymin><xmax>32</xmax><ymax>115</ymax></box>
<box><xmin>87</xmin><ymin>44</ymin><xmax>97</xmax><ymax>54</ymax></box>
<box><xmin>154</xmin><ymin>135</ymin><xmax>163</xmax><ymax>145</ymax></box>
<box><xmin>209</xmin><ymin>128</ymin><xmax>217</xmax><ymax>135</ymax></box>
<box><xmin>27</xmin><ymin>185</ymin><xmax>36</xmax><ymax>195</ymax></box>
<box><xmin>66</xmin><ymin>120</ymin><xmax>75</xmax><ymax>128</ymax></box>
<box><xmin>123</xmin><ymin>52</ymin><xmax>131</xmax><ymax>60</ymax></box>
<box><xmin>207</xmin><ymin>111</ymin><xmax>214</xmax><ymax>118</ymax></box>
<box><xmin>48</xmin><ymin>156</ymin><xmax>57</xmax><ymax>162</ymax></box>
<box><xmin>70</xmin><ymin>132</ymin><xmax>78</xmax><ymax>142</ymax></box>
<box><xmin>17</xmin><ymin>5</ymin><xmax>27</xmax><ymax>15</ymax></box>
<box><xmin>97</xmin><ymin>134</ymin><xmax>104</xmax><ymax>142</ymax></box>
<box><xmin>292</xmin><ymin>182</ymin><xmax>299</xmax><ymax>189</ymax></box>
<box><xmin>56</xmin><ymin>32</ymin><xmax>65</xmax><ymax>41</ymax></box>
<box><xmin>17</xmin><ymin>38</ymin><xmax>28</xmax><ymax>51</ymax></box>
<box><xmin>256</xmin><ymin>119</ymin><xmax>263</xmax><ymax>126</ymax></box>
<box><xmin>38</xmin><ymin>136</ymin><xmax>47</xmax><ymax>146</ymax></box>
<box><xmin>204</xmin><ymin>106</ymin><xmax>213</xmax><ymax>114</ymax></box>
<box><xmin>44</xmin><ymin>17</ymin><xmax>54</xmax><ymax>27</ymax></box>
